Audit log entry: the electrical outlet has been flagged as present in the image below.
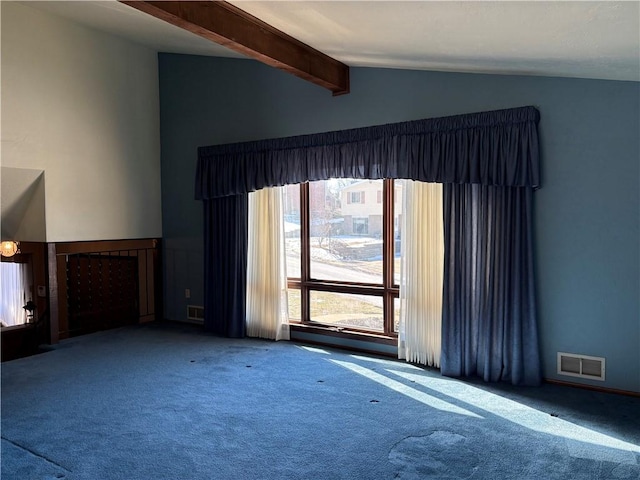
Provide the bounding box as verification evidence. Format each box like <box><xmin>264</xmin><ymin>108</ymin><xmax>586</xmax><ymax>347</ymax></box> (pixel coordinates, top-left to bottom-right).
<box><xmin>185</xmin><ymin>289</ymin><xmax>191</xmax><ymax>299</ymax></box>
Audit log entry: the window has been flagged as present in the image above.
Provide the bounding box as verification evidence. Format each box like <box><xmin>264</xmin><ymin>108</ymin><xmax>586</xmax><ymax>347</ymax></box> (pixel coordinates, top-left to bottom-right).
<box><xmin>0</xmin><ymin>262</ymin><xmax>31</xmax><ymax>327</ymax></box>
<box><xmin>347</xmin><ymin>191</ymin><xmax>364</xmax><ymax>204</ymax></box>
<box><xmin>284</xmin><ymin>178</ymin><xmax>401</xmax><ymax>335</ymax></box>
<box><xmin>352</xmin><ymin>217</ymin><xmax>368</xmax><ymax>235</ymax></box>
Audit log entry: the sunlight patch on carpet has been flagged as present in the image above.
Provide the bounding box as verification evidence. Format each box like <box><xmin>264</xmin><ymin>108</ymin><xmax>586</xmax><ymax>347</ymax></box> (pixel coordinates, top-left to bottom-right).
<box><xmin>388</xmin><ymin>369</ymin><xmax>640</xmax><ymax>464</ymax></box>
<box><xmin>329</xmin><ymin>359</ymin><xmax>482</xmax><ymax>418</ymax></box>
<box><xmin>348</xmin><ymin>354</ymin><xmax>424</xmax><ymax>370</ymax></box>
<box><xmin>297</xmin><ymin>345</ymin><xmax>332</xmax><ymax>355</ymax></box>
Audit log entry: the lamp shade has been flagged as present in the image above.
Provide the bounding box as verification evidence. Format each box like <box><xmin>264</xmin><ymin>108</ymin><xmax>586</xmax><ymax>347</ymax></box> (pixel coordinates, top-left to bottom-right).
<box><xmin>23</xmin><ymin>300</ymin><xmax>37</xmax><ymax>313</ymax></box>
<box><xmin>0</xmin><ymin>241</ymin><xmax>19</xmax><ymax>257</ymax></box>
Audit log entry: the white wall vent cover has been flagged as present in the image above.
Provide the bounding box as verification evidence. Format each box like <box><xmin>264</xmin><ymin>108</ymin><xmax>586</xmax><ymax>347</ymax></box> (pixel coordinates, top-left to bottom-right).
<box><xmin>187</xmin><ymin>305</ymin><xmax>204</xmax><ymax>323</ymax></box>
<box><xmin>557</xmin><ymin>352</ymin><xmax>605</xmax><ymax>381</ymax></box>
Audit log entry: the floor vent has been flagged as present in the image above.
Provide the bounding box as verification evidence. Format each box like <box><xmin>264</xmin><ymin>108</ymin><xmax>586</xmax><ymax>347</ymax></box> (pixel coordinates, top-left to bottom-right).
<box><xmin>187</xmin><ymin>305</ymin><xmax>204</xmax><ymax>323</ymax></box>
<box><xmin>557</xmin><ymin>352</ymin><xmax>605</xmax><ymax>381</ymax></box>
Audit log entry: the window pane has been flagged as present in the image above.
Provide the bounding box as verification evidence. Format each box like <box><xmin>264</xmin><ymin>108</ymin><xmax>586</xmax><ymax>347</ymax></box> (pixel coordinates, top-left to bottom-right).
<box><xmin>310</xmin><ymin>291</ymin><xmax>383</xmax><ymax>332</ymax></box>
<box><xmin>283</xmin><ymin>184</ymin><xmax>301</xmax><ymax>278</ymax></box>
<box><xmin>393</xmin><ymin>181</ymin><xmax>403</xmax><ymax>285</ymax></box>
<box><xmin>287</xmin><ymin>288</ymin><xmax>301</xmax><ymax>322</ymax></box>
<box><xmin>394</xmin><ymin>297</ymin><xmax>400</xmax><ymax>332</ymax></box>
<box><xmin>309</xmin><ymin>179</ymin><xmax>383</xmax><ymax>283</ymax></box>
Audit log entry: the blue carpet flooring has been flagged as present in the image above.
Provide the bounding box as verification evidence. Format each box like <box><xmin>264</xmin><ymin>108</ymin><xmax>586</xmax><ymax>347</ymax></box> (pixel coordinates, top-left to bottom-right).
<box><xmin>1</xmin><ymin>322</ymin><xmax>638</xmax><ymax>479</ymax></box>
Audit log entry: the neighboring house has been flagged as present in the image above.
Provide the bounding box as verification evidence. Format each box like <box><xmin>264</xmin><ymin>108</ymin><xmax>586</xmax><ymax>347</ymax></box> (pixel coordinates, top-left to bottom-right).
<box><xmin>340</xmin><ymin>180</ymin><xmax>403</xmax><ymax>237</ymax></box>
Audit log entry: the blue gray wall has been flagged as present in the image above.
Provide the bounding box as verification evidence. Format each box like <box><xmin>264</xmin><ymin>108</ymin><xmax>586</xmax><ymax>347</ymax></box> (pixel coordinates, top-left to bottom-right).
<box><xmin>158</xmin><ymin>54</ymin><xmax>639</xmax><ymax>393</ymax></box>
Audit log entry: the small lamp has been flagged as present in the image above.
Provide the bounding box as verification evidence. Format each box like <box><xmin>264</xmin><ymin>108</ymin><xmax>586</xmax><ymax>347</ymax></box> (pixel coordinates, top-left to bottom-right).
<box><xmin>0</xmin><ymin>241</ymin><xmax>20</xmax><ymax>258</ymax></box>
<box><xmin>23</xmin><ymin>300</ymin><xmax>37</xmax><ymax>323</ymax></box>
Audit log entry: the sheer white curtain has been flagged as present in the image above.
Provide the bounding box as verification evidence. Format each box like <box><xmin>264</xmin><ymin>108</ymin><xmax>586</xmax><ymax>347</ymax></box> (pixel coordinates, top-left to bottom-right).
<box><xmin>398</xmin><ymin>181</ymin><xmax>444</xmax><ymax>367</ymax></box>
<box><xmin>0</xmin><ymin>262</ymin><xmax>30</xmax><ymax>327</ymax></box>
<box><xmin>246</xmin><ymin>187</ymin><xmax>290</xmax><ymax>341</ymax></box>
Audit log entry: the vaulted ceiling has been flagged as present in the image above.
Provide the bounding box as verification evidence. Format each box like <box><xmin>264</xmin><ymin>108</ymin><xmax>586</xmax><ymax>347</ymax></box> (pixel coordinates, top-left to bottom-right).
<box><xmin>19</xmin><ymin>1</ymin><xmax>640</xmax><ymax>90</ymax></box>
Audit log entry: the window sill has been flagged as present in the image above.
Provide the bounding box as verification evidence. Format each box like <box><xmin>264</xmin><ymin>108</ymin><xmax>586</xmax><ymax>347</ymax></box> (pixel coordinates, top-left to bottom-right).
<box><xmin>1</xmin><ymin>323</ymin><xmax>35</xmax><ymax>332</ymax></box>
<box><xmin>289</xmin><ymin>321</ymin><xmax>397</xmax><ymax>346</ymax></box>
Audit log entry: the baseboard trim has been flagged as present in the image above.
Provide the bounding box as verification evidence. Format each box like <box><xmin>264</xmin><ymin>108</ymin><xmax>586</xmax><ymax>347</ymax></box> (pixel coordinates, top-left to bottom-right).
<box><xmin>290</xmin><ymin>330</ymin><xmax>398</xmax><ymax>359</ymax></box>
<box><xmin>544</xmin><ymin>378</ymin><xmax>640</xmax><ymax>398</ymax></box>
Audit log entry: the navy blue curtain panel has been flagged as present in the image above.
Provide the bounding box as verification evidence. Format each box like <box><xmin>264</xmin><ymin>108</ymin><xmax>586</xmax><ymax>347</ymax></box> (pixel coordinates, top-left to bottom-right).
<box><xmin>196</xmin><ymin>106</ymin><xmax>541</xmax><ymax>385</ymax></box>
<box><xmin>441</xmin><ymin>184</ymin><xmax>541</xmax><ymax>385</ymax></box>
<box><xmin>203</xmin><ymin>195</ymin><xmax>248</xmax><ymax>338</ymax></box>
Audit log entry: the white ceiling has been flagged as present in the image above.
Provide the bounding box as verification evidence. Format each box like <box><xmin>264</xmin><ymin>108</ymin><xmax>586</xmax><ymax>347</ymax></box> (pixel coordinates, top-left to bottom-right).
<box><xmin>21</xmin><ymin>1</ymin><xmax>640</xmax><ymax>82</ymax></box>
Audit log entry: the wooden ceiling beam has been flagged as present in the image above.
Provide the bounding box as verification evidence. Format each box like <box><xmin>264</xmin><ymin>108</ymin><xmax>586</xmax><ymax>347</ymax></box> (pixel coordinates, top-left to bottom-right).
<box><xmin>119</xmin><ymin>1</ymin><xmax>350</xmax><ymax>96</ymax></box>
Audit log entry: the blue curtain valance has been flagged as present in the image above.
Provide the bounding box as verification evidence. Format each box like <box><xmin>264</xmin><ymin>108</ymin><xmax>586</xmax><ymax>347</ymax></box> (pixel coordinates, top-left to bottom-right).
<box><xmin>195</xmin><ymin>106</ymin><xmax>540</xmax><ymax>199</ymax></box>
